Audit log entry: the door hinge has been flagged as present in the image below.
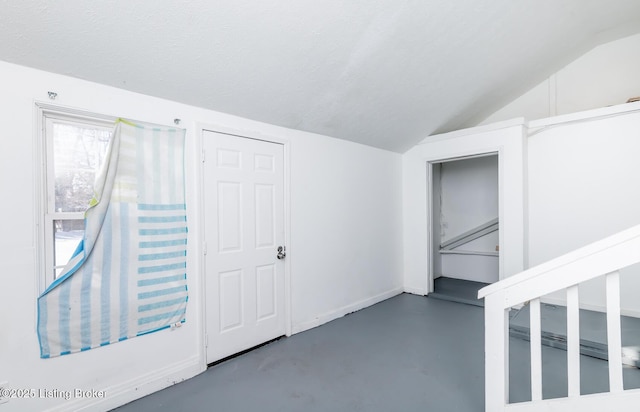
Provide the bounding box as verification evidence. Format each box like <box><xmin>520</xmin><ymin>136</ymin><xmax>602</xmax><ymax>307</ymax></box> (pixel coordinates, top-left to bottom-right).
<box><xmin>201</xmin><ymin>149</ymin><xmax>206</xmax><ymax>163</ymax></box>
<box><xmin>203</xmin><ymin>242</ymin><xmax>207</xmax><ymax>255</ymax></box>
<box><xmin>205</xmin><ymin>335</ymin><xmax>208</xmax><ymax>348</ymax></box>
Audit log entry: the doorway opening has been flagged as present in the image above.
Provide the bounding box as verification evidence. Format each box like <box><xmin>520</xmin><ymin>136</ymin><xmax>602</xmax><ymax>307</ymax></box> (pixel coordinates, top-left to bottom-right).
<box><xmin>429</xmin><ymin>153</ymin><xmax>499</xmax><ymax>306</ymax></box>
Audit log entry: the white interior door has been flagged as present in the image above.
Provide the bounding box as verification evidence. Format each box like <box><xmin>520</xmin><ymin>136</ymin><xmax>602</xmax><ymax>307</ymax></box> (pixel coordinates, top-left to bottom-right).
<box><xmin>203</xmin><ymin>130</ymin><xmax>286</xmax><ymax>364</ymax></box>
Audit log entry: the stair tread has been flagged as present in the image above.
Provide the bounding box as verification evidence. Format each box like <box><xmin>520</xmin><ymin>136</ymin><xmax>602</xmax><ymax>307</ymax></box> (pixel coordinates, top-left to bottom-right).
<box><xmin>431</xmin><ymin>276</ymin><xmax>488</xmax><ymax>307</ymax></box>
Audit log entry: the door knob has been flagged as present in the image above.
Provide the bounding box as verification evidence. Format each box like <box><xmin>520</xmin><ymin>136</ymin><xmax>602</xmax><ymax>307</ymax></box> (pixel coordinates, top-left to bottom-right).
<box><xmin>277</xmin><ymin>246</ymin><xmax>286</xmax><ymax>260</ymax></box>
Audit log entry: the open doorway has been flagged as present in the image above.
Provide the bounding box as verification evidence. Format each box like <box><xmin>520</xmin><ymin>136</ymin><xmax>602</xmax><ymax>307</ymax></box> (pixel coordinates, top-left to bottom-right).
<box><xmin>429</xmin><ymin>153</ymin><xmax>499</xmax><ymax>305</ymax></box>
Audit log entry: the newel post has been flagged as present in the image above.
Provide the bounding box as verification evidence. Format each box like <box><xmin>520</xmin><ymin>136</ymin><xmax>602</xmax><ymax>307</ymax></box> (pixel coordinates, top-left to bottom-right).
<box><xmin>484</xmin><ymin>290</ymin><xmax>509</xmax><ymax>412</ymax></box>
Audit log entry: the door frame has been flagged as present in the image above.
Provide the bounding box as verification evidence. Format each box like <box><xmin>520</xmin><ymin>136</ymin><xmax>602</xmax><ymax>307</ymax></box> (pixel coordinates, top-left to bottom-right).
<box><xmin>415</xmin><ymin>121</ymin><xmax>526</xmax><ymax>295</ymax></box>
<box><xmin>196</xmin><ymin>123</ymin><xmax>293</xmax><ymax>360</ymax></box>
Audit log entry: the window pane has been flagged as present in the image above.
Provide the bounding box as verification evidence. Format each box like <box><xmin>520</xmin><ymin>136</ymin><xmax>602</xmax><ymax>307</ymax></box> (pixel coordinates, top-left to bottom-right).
<box><xmin>53</xmin><ymin>219</ymin><xmax>84</xmax><ymax>279</ymax></box>
<box><xmin>53</xmin><ymin>122</ymin><xmax>111</xmax><ymax>212</ymax></box>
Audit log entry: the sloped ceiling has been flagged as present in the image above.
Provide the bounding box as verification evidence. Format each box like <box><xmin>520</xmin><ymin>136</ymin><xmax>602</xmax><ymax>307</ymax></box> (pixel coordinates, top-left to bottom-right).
<box><xmin>1</xmin><ymin>1</ymin><xmax>640</xmax><ymax>152</ymax></box>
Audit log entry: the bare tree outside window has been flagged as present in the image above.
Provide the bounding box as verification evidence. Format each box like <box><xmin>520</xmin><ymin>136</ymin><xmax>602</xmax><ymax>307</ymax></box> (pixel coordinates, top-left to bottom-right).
<box><xmin>45</xmin><ymin>118</ymin><xmax>113</xmax><ymax>280</ymax></box>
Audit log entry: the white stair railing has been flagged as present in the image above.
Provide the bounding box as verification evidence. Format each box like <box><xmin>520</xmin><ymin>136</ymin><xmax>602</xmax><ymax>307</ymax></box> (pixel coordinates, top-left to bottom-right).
<box><xmin>479</xmin><ymin>224</ymin><xmax>640</xmax><ymax>411</ymax></box>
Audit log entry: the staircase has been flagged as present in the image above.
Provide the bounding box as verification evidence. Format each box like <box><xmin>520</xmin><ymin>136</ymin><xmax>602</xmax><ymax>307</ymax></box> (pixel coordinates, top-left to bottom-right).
<box><xmin>480</xmin><ymin>224</ymin><xmax>640</xmax><ymax>411</ymax></box>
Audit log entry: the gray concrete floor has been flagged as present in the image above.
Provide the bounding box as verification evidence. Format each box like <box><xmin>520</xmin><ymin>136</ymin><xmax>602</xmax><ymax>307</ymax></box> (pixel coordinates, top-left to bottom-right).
<box><xmin>113</xmin><ymin>293</ymin><xmax>640</xmax><ymax>412</ymax></box>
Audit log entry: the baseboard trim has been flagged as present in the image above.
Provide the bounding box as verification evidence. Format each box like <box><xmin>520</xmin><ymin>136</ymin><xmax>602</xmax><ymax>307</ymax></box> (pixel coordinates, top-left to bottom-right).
<box><xmin>44</xmin><ymin>356</ymin><xmax>205</xmax><ymax>412</ymax></box>
<box><xmin>291</xmin><ymin>287</ymin><xmax>403</xmax><ymax>335</ymax></box>
<box><xmin>403</xmin><ymin>286</ymin><xmax>427</xmax><ymax>296</ymax></box>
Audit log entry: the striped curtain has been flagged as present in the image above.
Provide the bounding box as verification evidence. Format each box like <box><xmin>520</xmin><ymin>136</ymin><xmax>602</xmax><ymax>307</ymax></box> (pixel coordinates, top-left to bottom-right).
<box><xmin>37</xmin><ymin>119</ymin><xmax>188</xmax><ymax>358</ymax></box>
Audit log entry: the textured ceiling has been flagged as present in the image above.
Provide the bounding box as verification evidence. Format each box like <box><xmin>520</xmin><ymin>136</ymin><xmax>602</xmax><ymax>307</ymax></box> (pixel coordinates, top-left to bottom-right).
<box><xmin>1</xmin><ymin>1</ymin><xmax>640</xmax><ymax>152</ymax></box>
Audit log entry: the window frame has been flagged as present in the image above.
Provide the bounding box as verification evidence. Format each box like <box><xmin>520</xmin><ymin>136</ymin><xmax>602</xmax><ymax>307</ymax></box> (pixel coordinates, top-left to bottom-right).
<box><xmin>36</xmin><ymin>103</ymin><xmax>116</xmax><ymax>292</ymax></box>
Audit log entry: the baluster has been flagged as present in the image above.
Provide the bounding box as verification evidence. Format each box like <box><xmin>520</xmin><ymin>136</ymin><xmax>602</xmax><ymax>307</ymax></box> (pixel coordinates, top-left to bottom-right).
<box><xmin>530</xmin><ymin>298</ymin><xmax>542</xmax><ymax>401</ymax></box>
<box><xmin>606</xmin><ymin>270</ymin><xmax>623</xmax><ymax>392</ymax></box>
<box><xmin>567</xmin><ymin>285</ymin><xmax>580</xmax><ymax>397</ymax></box>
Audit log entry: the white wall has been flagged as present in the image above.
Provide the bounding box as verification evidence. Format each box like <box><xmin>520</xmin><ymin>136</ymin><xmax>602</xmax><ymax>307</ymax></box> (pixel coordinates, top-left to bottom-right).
<box><xmin>440</xmin><ymin>156</ymin><xmax>498</xmax><ymax>243</ymax></box>
<box><xmin>481</xmin><ymin>32</ymin><xmax>640</xmax><ymax>126</ymax></box>
<box><xmin>473</xmin><ymin>32</ymin><xmax>640</xmax><ymax>312</ymax></box>
<box><xmin>0</xmin><ymin>60</ymin><xmax>403</xmax><ymax>411</ymax></box>
<box><xmin>528</xmin><ymin>105</ymin><xmax>640</xmax><ymax>314</ymax></box>
<box><xmin>289</xmin><ymin>134</ymin><xmax>404</xmax><ymax>331</ymax></box>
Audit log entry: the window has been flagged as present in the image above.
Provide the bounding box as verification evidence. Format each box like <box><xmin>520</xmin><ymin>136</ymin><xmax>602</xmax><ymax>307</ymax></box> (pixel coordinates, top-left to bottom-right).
<box><xmin>38</xmin><ymin>107</ymin><xmax>115</xmax><ymax>289</ymax></box>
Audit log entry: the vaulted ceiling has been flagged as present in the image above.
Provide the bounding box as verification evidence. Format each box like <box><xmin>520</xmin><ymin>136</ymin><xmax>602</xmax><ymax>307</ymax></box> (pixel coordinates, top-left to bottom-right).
<box><xmin>2</xmin><ymin>1</ymin><xmax>640</xmax><ymax>152</ymax></box>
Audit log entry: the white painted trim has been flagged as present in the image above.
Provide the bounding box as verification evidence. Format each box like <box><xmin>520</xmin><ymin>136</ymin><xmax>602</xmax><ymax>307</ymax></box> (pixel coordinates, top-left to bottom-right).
<box><xmin>606</xmin><ymin>271</ymin><xmax>623</xmax><ymax>393</ymax></box>
<box><xmin>197</xmin><ymin>121</ymin><xmax>294</xmax><ymax>354</ymax></box>
<box><xmin>291</xmin><ymin>288</ymin><xmax>404</xmax><ymax>335</ymax></box>
<box><xmin>529</xmin><ymin>298</ymin><xmax>542</xmax><ymax>401</ymax></box>
<box><xmin>427</xmin><ymin>161</ymin><xmax>436</xmax><ymax>294</ymax></box>
<box><xmin>283</xmin><ymin>138</ymin><xmax>293</xmax><ymax>337</ymax></box>
<box><xmin>403</xmin><ymin>286</ymin><xmax>427</xmax><ymax>296</ymax></box>
<box><xmin>484</xmin><ymin>288</ymin><xmax>509</xmax><ymax>411</ymax></box>
<box><xmin>33</xmin><ymin>102</ymin><xmax>47</xmax><ymax>303</ymax></box>
<box><xmin>33</xmin><ymin>102</ymin><xmax>117</xmax><ymax>295</ymax></box>
<box><xmin>192</xmin><ymin>121</ymin><xmax>208</xmax><ymax>366</ymax></box>
<box><xmin>403</xmin><ymin>121</ymin><xmax>525</xmax><ymax>302</ymax></box>
<box><xmin>34</xmin><ymin>101</ymin><xmax>119</xmax><ymax>124</ymax></box>
<box><xmin>566</xmin><ymin>285</ymin><xmax>580</xmax><ymax>398</ymax></box>
<box><xmin>522</xmin><ymin>125</ymin><xmax>530</xmax><ymax>271</ymax></box>
<box><xmin>528</xmin><ymin>100</ymin><xmax>640</xmax><ymax>135</ymax></box>
<box><xmin>44</xmin><ymin>356</ymin><xmax>204</xmax><ymax>412</ymax></box>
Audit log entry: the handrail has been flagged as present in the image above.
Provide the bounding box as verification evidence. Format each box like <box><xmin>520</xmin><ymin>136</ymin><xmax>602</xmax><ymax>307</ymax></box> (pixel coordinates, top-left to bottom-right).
<box><xmin>440</xmin><ymin>249</ymin><xmax>498</xmax><ymax>257</ymax></box>
<box><xmin>440</xmin><ymin>217</ymin><xmax>498</xmax><ymax>250</ymax></box>
<box><xmin>479</xmin><ymin>223</ymin><xmax>640</xmax><ymax>302</ymax></box>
